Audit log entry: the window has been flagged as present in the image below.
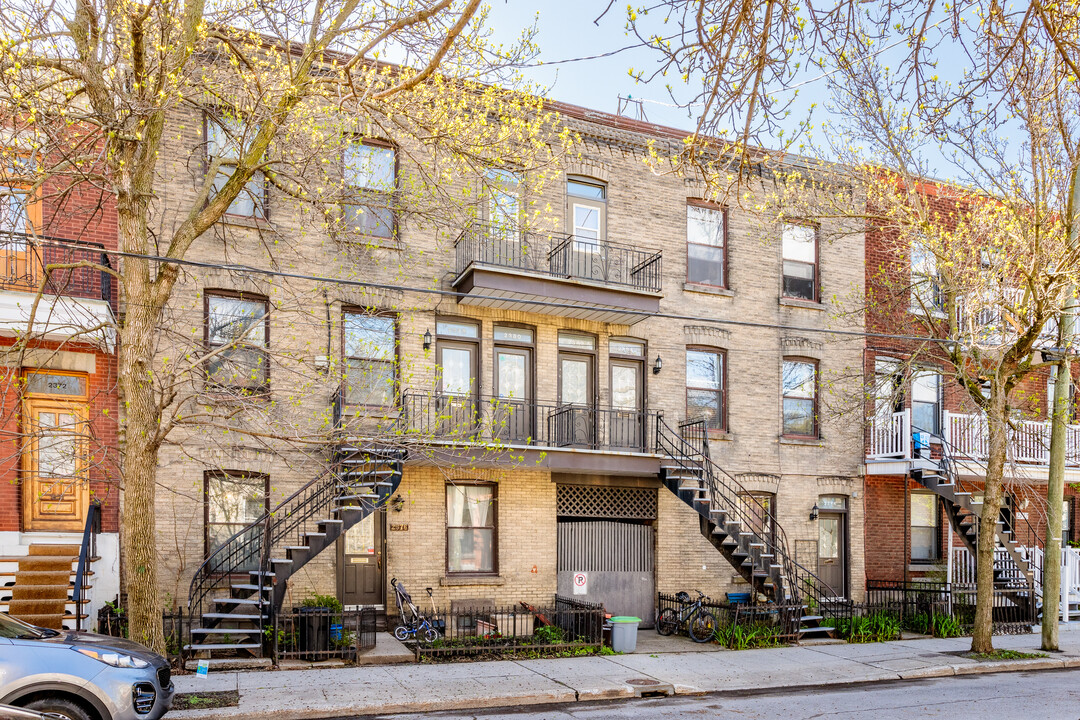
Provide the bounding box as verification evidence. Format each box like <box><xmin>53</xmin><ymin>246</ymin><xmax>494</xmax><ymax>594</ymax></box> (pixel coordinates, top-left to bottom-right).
<box><xmin>1064</xmin><ymin>499</ymin><xmax>1074</xmax><ymax>547</ymax></box>
<box><xmin>1048</xmin><ymin>365</ymin><xmax>1076</xmax><ymax>421</ymax></box>
<box><xmin>343</xmin><ymin>139</ymin><xmax>396</xmax><ymax>238</ymax></box>
<box><xmin>782</xmin><ymin>359</ymin><xmax>817</xmax><ymax>437</ymax></box>
<box><xmin>205</xmin><ymin>471</ymin><xmax>268</xmax><ymax>570</ymax></box>
<box><xmin>686</xmin><ymin>348</ymin><xmax>725</xmax><ymax>430</ymax></box>
<box><xmin>686</xmin><ymin>202</ymin><xmax>725</xmax><ymax>287</ymax></box>
<box><xmin>344</xmin><ymin>311</ymin><xmax>396</xmax><ymax>406</ymax></box>
<box><xmin>911</xmin><ymin>369</ymin><xmax>941</xmax><ymax>435</ymax></box>
<box><xmin>782</xmin><ymin>224</ymin><xmax>817</xmax><ymax>301</ymax></box>
<box><xmin>486</xmin><ymin>169</ymin><xmax>520</xmax><ymax>240</ymax></box>
<box><xmin>446</xmin><ymin>483</ymin><xmax>496</xmax><ymax>574</ymax></box>
<box><xmin>567</xmin><ymin>178</ymin><xmax>606</xmax><ymax>251</ymax></box>
<box><xmin>911</xmin><ymin>492</ymin><xmax>939</xmax><ymax>561</ymax></box>
<box><xmin>910</xmin><ymin>238</ymin><xmax>944</xmax><ymax>314</ymax></box>
<box><xmin>205</xmin><ymin>113</ymin><xmax>267</xmax><ymax>219</ymax></box>
<box><xmin>205</xmin><ymin>292</ymin><xmax>269</xmax><ymax>391</ymax></box>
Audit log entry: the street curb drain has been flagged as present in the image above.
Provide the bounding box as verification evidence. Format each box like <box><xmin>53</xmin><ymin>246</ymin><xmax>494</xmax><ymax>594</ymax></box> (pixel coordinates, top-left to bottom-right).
<box><xmin>625</xmin><ymin>678</ymin><xmax>675</xmax><ymax>698</ymax></box>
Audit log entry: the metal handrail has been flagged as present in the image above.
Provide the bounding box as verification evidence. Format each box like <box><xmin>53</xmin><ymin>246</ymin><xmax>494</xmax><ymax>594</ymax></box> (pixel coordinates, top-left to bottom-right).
<box><xmin>0</xmin><ymin>231</ymin><xmax>114</xmax><ymax>307</ymax></box>
<box><xmin>72</xmin><ymin>500</ymin><xmax>101</xmax><ymax>631</ymax></box>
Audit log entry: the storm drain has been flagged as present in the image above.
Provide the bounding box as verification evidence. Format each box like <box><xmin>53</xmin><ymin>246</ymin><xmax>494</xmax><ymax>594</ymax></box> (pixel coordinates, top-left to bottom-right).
<box><xmin>625</xmin><ymin>678</ymin><xmax>675</xmax><ymax>698</ymax></box>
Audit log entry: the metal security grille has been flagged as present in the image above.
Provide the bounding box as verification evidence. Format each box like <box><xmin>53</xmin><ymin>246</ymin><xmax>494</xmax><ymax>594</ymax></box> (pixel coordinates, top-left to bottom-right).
<box><xmin>557</xmin><ymin>520</ymin><xmax>654</xmax><ymax>573</ymax></box>
<box><xmin>555</xmin><ymin>485</ymin><xmax>657</xmax><ymax>520</ymax></box>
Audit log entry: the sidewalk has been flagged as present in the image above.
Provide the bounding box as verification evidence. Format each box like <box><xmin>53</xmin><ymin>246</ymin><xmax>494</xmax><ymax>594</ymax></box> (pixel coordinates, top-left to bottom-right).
<box><xmin>170</xmin><ymin>624</ymin><xmax>1080</xmax><ymax>720</ymax></box>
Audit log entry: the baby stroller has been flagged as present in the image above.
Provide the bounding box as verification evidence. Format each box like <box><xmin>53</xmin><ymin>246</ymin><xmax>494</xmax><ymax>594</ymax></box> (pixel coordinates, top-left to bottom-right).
<box><xmin>391</xmin><ymin>577</ymin><xmax>441</xmax><ymax>642</ymax></box>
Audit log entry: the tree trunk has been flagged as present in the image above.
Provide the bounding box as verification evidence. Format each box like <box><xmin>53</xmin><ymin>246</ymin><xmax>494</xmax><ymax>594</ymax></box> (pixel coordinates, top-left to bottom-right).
<box><xmin>116</xmin><ymin>206</ymin><xmax>166</xmax><ymax>654</ymax></box>
<box><xmin>1043</xmin><ymin>354</ymin><xmax>1069</xmax><ymax>651</ymax></box>
<box><xmin>971</xmin><ymin>382</ymin><xmax>1007</xmax><ymax>654</ymax></box>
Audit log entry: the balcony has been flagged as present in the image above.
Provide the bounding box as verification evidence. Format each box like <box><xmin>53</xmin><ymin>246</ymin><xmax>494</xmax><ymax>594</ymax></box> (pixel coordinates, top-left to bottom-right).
<box><xmin>452</xmin><ymin>222</ymin><xmax>662</xmax><ymax>325</ymax></box>
<box><xmin>868</xmin><ymin>408</ymin><xmax>1080</xmax><ymax>467</ymax></box>
<box><xmin>0</xmin><ymin>233</ymin><xmax>116</xmax><ymax>349</ymax></box>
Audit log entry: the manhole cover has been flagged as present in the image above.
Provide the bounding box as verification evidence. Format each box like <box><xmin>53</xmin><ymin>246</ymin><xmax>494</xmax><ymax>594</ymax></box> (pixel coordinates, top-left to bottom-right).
<box><xmin>626</xmin><ymin>678</ymin><xmax>661</xmax><ymax>686</ymax></box>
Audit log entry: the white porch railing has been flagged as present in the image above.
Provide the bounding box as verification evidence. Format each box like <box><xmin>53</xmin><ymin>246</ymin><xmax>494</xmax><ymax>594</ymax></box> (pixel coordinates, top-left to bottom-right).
<box><xmin>949</xmin><ymin>545</ymin><xmax>1080</xmax><ymax>620</ymax></box>
<box><xmin>943</xmin><ymin>411</ymin><xmax>1080</xmax><ymax>467</ymax></box>
<box><xmin>868</xmin><ymin>409</ymin><xmax>911</xmax><ymax>459</ymax></box>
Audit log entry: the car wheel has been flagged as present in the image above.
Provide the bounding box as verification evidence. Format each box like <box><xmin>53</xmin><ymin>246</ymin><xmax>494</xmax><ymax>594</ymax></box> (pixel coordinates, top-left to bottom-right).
<box><xmin>24</xmin><ymin>697</ymin><xmax>95</xmax><ymax>720</ymax></box>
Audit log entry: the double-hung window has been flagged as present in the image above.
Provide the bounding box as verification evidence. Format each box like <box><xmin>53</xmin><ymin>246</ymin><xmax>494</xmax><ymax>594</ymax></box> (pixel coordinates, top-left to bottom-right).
<box><xmin>910</xmin><ymin>492</ymin><xmax>940</xmax><ymax>561</ymax></box>
<box><xmin>205</xmin><ymin>471</ymin><xmax>268</xmax><ymax>571</ymax></box>
<box><xmin>911</xmin><ymin>370</ymin><xmax>941</xmax><ymax>435</ymax></box>
<box><xmin>205</xmin><ymin>292</ymin><xmax>269</xmax><ymax>392</ymax></box>
<box><xmin>343</xmin><ymin>311</ymin><xmax>396</xmax><ymax>406</ymax></box>
<box><xmin>686</xmin><ymin>348</ymin><xmax>725</xmax><ymax>430</ymax></box>
<box><xmin>782</xmin><ymin>359</ymin><xmax>817</xmax><ymax>437</ymax></box>
<box><xmin>782</xmin><ymin>223</ymin><xmax>817</xmax><ymax>301</ymax></box>
<box><xmin>911</xmin><ymin>238</ymin><xmax>944</xmax><ymax>314</ymax></box>
<box><xmin>205</xmin><ymin>113</ymin><xmax>267</xmax><ymax>219</ymax></box>
<box><xmin>686</xmin><ymin>202</ymin><xmax>725</xmax><ymax>287</ymax></box>
<box><xmin>446</xmin><ymin>483</ymin><xmax>496</xmax><ymax>574</ymax></box>
<box><xmin>343</xmin><ymin>140</ymin><xmax>396</xmax><ymax>239</ymax></box>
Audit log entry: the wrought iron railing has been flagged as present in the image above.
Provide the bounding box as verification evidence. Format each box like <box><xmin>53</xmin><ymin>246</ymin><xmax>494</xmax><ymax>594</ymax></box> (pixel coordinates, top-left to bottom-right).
<box><xmin>656</xmin><ymin>416</ymin><xmax>849</xmax><ymax>619</ymax></box>
<box><xmin>865</xmin><ymin>579</ymin><xmax>1037</xmax><ymax>634</ymax></box>
<box><xmin>72</xmin><ymin>500</ymin><xmax>102</xmax><ymax>631</ymax></box>
<box><xmin>399</xmin><ymin>390</ymin><xmax>658</xmax><ymax>452</ymax></box>
<box><xmin>0</xmin><ymin>232</ymin><xmax>114</xmax><ymax>309</ymax></box>
<box><xmin>454</xmin><ymin>221</ymin><xmax>663</xmax><ymax>293</ymax></box>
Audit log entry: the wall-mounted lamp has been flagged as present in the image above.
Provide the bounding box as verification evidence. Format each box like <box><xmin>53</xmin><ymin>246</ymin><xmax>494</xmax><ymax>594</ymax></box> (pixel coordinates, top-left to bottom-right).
<box><xmin>653</xmin><ymin>355</ymin><xmax>663</xmax><ymax>375</ymax></box>
<box><xmin>423</xmin><ymin>329</ymin><xmax>432</xmax><ymax>351</ymax></box>
<box><xmin>391</xmin><ymin>494</ymin><xmax>405</xmax><ymax>512</ymax></box>
<box><xmin>809</xmin><ymin>504</ymin><xmax>819</xmax><ymax>521</ymax></box>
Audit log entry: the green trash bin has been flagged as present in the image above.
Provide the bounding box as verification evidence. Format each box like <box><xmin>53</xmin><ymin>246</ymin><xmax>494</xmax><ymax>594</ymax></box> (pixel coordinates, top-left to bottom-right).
<box><xmin>609</xmin><ymin>616</ymin><xmax>642</xmax><ymax>653</ymax></box>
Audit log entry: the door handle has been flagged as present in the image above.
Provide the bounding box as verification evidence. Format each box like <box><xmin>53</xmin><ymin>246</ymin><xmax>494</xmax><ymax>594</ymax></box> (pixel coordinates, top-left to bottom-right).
<box><xmin>377</xmin><ymin>550</ymin><xmax>382</xmax><ymax>570</ymax></box>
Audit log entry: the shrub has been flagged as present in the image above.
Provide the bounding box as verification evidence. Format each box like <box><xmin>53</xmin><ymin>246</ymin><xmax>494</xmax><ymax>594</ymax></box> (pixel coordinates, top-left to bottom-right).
<box><xmin>838</xmin><ymin>612</ymin><xmax>902</xmax><ymax>643</ymax></box>
<box><xmin>715</xmin><ymin>622</ymin><xmax>783</xmax><ymax>650</ymax></box>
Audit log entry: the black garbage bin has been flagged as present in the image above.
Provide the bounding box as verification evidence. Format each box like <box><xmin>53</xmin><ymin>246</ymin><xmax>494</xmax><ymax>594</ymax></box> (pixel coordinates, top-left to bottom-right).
<box><xmin>298</xmin><ymin>607</ymin><xmax>331</xmax><ymax>661</ymax></box>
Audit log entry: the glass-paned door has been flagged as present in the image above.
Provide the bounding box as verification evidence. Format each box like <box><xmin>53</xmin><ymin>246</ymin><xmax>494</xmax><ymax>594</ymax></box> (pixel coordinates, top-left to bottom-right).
<box><xmin>817</xmin><ymin>507</ymin><xmax>847</xmax><ymax>598</ymax></box>
<box><xmin>22</xmin><ymin>382</ymin><xmax>89</xmax><ymax>532</ymax></box>
<box><xmin>338</xmin><ymin>512</ymin><xmax>385</xmax><ymax>606</ymax></box>
<box><xmin>555</xmin><ymin>353</ymin><xmax>595</xmax><ymax>447</ymax></box>
<box><xmin>609</xmin><ymin>359</ymin><xmax>644</xmax><ymax>450</ymax></box>
<box><xmin>436</xmin><ymin>341</ymin><xmax>478</xmax><ymax>436</ymax></box>
<box><xmin>493</xmin><ymin>347</ymin><xmax>532</xmax><ymax>443</ymax></box>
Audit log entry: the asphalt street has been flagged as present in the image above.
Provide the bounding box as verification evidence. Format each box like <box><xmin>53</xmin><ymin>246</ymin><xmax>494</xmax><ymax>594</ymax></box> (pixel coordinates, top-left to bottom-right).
<box><xmin>360</xmin><ymin>668</ymin><xmax>1080</xmax><ymax>720</ymax></box>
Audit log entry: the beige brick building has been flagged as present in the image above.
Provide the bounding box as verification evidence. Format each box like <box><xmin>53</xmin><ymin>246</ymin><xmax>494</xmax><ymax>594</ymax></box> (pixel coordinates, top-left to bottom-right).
<box><xmin>147</xmin><ymin>93</ymin><xmax>867</xmax><ymax>649</ymax></box>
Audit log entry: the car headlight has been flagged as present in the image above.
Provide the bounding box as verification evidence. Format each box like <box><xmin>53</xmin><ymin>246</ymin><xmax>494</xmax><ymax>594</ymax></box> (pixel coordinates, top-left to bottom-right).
<box><xmin>73</xmin><ymin>647</ymin><xmax>150</xmax><ymax>668</ymax></box>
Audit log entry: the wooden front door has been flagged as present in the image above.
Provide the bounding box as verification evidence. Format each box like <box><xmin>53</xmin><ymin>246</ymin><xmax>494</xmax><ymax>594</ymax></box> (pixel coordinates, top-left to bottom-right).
<box><xmin>338</xmin><ymin>512</ymin><xmax>385</xmax><ymax>607</ymax></box>
<box><xmin>21</xmin><ymin>372</ymin><xmax>90</xmax><ymax>532</ymax></box>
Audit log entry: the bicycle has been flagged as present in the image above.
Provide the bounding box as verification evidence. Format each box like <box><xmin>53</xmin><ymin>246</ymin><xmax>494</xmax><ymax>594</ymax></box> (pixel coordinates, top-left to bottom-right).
<box><xmin>656</xmin><ymin>590</ymin><xmax>717</xmax><ymax>643</ymax></box>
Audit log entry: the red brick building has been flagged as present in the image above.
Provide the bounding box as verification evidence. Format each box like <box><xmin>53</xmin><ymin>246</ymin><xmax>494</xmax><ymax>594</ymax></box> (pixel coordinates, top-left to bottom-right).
<box><xmin>0</xmin><ymin>172</ymin><xmax>120</xmax><ymax>629</ymax></box>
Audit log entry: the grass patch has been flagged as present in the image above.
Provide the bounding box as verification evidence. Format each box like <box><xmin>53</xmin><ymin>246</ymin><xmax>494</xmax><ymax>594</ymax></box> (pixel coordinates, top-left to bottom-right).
<box><xmin>171</xmin><ymin>690</ymin><xmax>240</xmax><ymax>711</ymax></box>
<box><xmin>964</xmin><ymin>649</ymin><xmax>1048</xmax><ymax>661</ymax></box>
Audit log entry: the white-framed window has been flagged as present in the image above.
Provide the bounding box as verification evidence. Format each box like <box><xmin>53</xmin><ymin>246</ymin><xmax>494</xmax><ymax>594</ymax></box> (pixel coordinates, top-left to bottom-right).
<box><xmin>911</xmin><ymin>369</ymin><xmax>941</xmax><ymax>435</ymax></box>
<box><xmin>782</xmin><ymin>224</ymin><xmax>817</xmax><ymax>301</ymax></box>
<box><xmin>567</xmin><ymin>178</ymin><xmax>606</xmax><ymax>251</ymax></box>
<box><xmin>782</xmin><ymin>358</ymin><xmax>817</xmax><ymax>437</ymax></box>
<box><xmin>343</xmin><ymin>140</ymin><xmax>396</xmax><ymax>238</ymax></box>
<box><xmin>205</xmin><ymin>113</ymin><xmax>267</xmax><ymax>219</ymax></box>
<box><xmin>686</xmin><ymin>348</ymin><xmax>725</xmax><ymax>430</ymax></box>
<box><xmin>911</xmin><ymin>238</ymin><xmax>944</xmax><ymax>314</ymax></box>
<box><xmin>205</xmin><ymin>291</ymin><xmax>269</xmax><ymax>391</ymax></box>
<box><xmin>344</xmin><ymin>311</ymin><xmax>396</xmax><ymax>406</ymax></box>
<box><xmin>911</xmin><ymin>492</ymin><xmax>939</xmax><ymax>561</ymax></box>
<box><xmin>687</xmin><ymin>203</ymin><xmax>725</xmax><ymax>287</ymax></box>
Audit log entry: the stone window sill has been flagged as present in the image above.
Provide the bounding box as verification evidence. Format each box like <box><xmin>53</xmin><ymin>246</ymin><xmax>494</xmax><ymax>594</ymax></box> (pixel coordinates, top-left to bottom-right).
<box><xmin>708</xmin><ymin>430</ymin><xmax>734</xmax><ymax>441</ymax></box>
<box><xmin>440</xmin><ymin>575</ymin><xmax>504</xmax><ymax>587</ymax></box>
<box><xmin>220</xmin><ymin>214</ymin><xmax>273</xmax><ymax>231</ymax></box>
<box><xmin>779</xmin><ymin>436</ymin><xmax>824</xmax><ymax>447</ymax></box>
<box><xmin>684</xmin><ymin>282</ymin><xmax>734</xmax><ymax>297</ymax></box>
<box><xmin>908</xmin><ymin>563</ymin><xmax>945</xmax><ymax>572</ymax></box>
<box><xmin>779</xmin><ymin>297</ymin><xmax>825</xmax><ymax>311</ymax></box>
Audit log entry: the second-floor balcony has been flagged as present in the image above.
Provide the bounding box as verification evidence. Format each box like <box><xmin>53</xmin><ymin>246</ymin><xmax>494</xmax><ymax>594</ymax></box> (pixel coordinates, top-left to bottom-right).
<box><xmin>0</xmin><ymin>232</ymin><xmax>116</xmax><ymax>349</ymax></box>
<box><xmin>868</xmin><ymin>408</ymin><xmax>1080</xmax><ymax>467</ymax></box>
<box><xmin>452</xmin><ymin>222</ymin><xmax>663</xmax><ymax>325</ymax></box>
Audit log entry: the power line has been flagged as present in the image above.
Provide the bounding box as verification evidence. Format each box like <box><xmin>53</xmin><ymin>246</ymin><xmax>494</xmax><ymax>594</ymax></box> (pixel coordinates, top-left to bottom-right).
<box><xmin>37</xmin><ymin>239</ymin><xmax>956</xmax><ymax>347</ymax></box>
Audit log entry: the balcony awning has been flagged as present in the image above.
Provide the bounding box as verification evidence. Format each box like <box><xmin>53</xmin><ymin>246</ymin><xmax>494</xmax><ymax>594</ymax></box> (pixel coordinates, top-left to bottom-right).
<box><xmin>453</xmin><ymin>265</ymin><xmax>660</xmax><ymax>325</ymax></box>
<box><xmin>0</xmin><ymin>290</ymin><xmax>116</xmax><ymax>351</ymax></box>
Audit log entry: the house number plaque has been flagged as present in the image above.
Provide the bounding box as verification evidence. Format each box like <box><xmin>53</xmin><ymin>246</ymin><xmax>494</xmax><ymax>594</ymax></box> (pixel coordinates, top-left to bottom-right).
<box><xmin>390</xmin><ymin>523</ymin><xmax>409</xmax><ymax>531</ymax></box>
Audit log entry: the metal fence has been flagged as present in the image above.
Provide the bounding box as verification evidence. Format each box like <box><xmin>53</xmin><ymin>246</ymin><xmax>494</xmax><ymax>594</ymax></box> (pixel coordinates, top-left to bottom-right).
<box><xmin>408</xmin><ymin>595</ymin><xmax>605</xmax><ymax>660</ymax></box>
<box><xmin>97</xmin><ymin>602</ymin><xmax>190</xmax><ymax>666</ymax></box>
<box><xmin>271</xmin><ymin>607</ymin><xmax>378</xmax><ymax>662</ymax></box>
<box><xmin>865</xmin><ymin>580</ymin><xmax>1037</xmax><ymax>635</ymax></box>
<box><xmin>0</xmin><ymin>232</ymin><xmax>114</xmax><ymax>308</ymax></box>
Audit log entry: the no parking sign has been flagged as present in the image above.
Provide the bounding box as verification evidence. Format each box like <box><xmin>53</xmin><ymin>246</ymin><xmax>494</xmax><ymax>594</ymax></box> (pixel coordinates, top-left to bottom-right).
<box><xmin>572</xmin><ymin>572</ymin><xmax>588</xmax><ymax>595</ymax></box>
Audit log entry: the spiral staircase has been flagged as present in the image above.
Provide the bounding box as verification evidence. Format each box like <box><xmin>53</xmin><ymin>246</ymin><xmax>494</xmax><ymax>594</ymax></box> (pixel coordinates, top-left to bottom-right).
<box><xmin>184</xmin><ymin>443</ymin><xmax>404</xmax><ymax>661</ymax></box>
<box><xmin>656</xmin><ymin>418</ymin><xmax>848</xmax><ymax>639</ymax></box>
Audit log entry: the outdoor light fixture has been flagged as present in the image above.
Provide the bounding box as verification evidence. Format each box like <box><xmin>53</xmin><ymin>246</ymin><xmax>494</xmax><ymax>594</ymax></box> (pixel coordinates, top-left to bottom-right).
<box><xmin>653</xmin><ymin>355</ymin><xmax>663</xmax><ymax>375</ymax></box>
<box><xmin>809</xmin><ymin>504</ymin><xmax>819</xmax><ymax>521</ymax></box>
<box><xmin>391</xmin><ymin>494</ymin><xmax>405</xmax><ymax>512</ymax></box>
<box><xmin>423</xmin><ymin>329</ymin><xmax>432</xmax><ymax>350</ymax></box>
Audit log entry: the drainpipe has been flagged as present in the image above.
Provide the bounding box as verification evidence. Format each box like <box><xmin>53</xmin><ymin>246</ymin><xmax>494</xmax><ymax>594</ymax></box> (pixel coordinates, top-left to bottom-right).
<box><xmin>1043</xmin><ymin>165</ymin><xmax>1080</xmax><ymax>651</ymax></box>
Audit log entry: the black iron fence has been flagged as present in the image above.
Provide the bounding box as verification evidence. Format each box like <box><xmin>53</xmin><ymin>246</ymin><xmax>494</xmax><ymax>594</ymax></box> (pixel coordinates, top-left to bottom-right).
<box><xmin>400</xmin><ymin>391</ymin><xmax>659</xmax><ymax>452</ymax></box>
<box><xmin>865</xmin><ymin>580</ymin><xmax>1037</xmax><ymax>635</ymax></box>
<box><xmin>97</xmin><ymin>602</ymin><xmax>190</xmax><ymax>666</ymax></box>
<box><xmin>656</xmin><ymin>592</ymin><xmax>803</xmax><ymax>647</ymax></box>
<box><xmin>455</xmin><ymin>221</ymin><xmax>663</xmax><ymax>293</ymax></box>
<box><xmin>0</xmin><ymin>232</ymin><xmax>114</xmax><ymax>309</ymax></box>
<box><xmin>271</xmin><ymin>606</ymin><xmax>378</xmax><ymax>662</ymax></box>
<box><xmin>408</xmin><ymin>596</ymin><xmax>605</xmax><ymax>660</ymax></box>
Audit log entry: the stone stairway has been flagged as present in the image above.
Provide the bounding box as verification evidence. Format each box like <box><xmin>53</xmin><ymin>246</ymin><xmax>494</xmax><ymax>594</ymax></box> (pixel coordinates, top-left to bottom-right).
<box><xmin>656</xmin><ymin>418</ymin><xmax>844</xmax><ymax>639</ymax></box>
<box><xmin>185</xmin><ymin>445</ymin><xmax>404</xmax><ymax>661</ymax></box>
<box><xmin>0</xmin><ymin>544</ymin><xmax>93</xmax><ymax>630</ymax></box>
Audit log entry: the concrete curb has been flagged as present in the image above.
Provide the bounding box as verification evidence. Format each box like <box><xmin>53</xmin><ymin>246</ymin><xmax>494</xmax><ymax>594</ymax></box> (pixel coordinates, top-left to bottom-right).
<box><xmin>168</xmin><ymin>655</ymin><xmax>1078</xmax><ymax>720</ymax></box>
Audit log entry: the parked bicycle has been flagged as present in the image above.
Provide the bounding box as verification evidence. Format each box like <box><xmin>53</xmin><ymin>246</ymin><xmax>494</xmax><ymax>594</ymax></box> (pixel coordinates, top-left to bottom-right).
<box><xmin>656</xmin><ymin>590</ymin><xmax>717</xmax><ymax>643</ymax></box>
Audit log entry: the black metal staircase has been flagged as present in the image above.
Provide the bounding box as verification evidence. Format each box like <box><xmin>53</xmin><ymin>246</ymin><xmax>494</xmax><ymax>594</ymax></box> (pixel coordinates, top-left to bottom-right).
<box><xmin>656</xmin><ymin>417</ymin><xmax>848</xmax><ymax>639</ymax></box>
<box><xmin>910</xmin><ymin>436</ymin><xmax>1038</xmax><ymax>588</ymax></box>
<box><xmin>185</xmin><ymin>445</ymin><xmax>404</xmax><ymax>660</ymax></box>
